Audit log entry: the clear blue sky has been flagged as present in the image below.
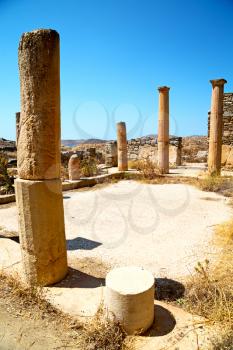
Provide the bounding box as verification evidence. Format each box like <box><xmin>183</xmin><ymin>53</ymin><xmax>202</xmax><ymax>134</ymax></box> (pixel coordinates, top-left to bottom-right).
<box><xmin>0</xmin><ymin>0</ymin><xmax>233</xmax><ymax>141</ymax></box>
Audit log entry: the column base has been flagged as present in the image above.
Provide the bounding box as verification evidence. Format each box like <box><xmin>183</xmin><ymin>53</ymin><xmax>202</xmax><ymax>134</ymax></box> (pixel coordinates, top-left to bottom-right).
<box><xmin>15</xmin><ymin>178</ymin><xmax>68</xmax><ymax>286</ymax></box>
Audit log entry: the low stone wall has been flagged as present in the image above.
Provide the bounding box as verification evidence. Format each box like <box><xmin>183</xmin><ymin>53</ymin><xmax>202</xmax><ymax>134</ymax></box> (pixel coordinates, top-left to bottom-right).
<box><xmin>0</xmin><ymin>194</ymin><xmax>15</xmax><ymax>204</ymax></box>
<box><xmin>105</xmin><ymin>136</ymin><xmax>182</xmax><ymax>166</ymax></box>
<box><xmin>127</xmin><ymin>136</ymin><xmax>182</xmax><ymax>164</ymax></box>
<box><xmin>208</xmin><ymin>93</ymin><xmax>233</xmax><ymax>145</ymax></box>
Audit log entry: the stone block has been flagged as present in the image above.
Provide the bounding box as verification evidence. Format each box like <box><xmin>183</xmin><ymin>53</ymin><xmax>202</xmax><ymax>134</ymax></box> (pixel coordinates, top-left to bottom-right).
<box><xmin>15</xmin><ymin>178</ymin><xmax>67</xmax><ymax>286</ymax></box>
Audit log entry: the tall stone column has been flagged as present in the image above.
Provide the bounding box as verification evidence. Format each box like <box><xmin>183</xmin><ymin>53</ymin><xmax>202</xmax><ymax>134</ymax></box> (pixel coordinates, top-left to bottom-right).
<box><xmin>117</xmin><ymin>122</ymin><xmax>128</xmax><ymax>171</ymax></box>
<box><xmin>208</xmin><ymin>79</ymin><xmax>227</xmax><ymax>175</ymax></box>
<box><xmin>16</xmin><ymin>112</ymin><xmax>20</xmax><ymax>147</ymax></box>
<box><xmin>158</xmin><ymin>86</ymin><xmax>170</xmax><ymax>174</ymax></box>
<box><xmin>15</xmin><ymin>29</ymin><xmax>68</xmax><ymax>286</ymax></box>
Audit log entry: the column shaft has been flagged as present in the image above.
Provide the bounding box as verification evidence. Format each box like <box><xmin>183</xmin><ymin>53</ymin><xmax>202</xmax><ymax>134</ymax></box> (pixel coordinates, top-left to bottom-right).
<box><xmin>208</xmin><ymin>79</ymin><xmax>227</xmax><ymax>175</ymax></box>
<box><xmin>117</xmin><ymin>122</ymin><xmax>128</xmax><ymax>171</ymax></box>
<box><xmin>158</xmin><ymin>86</ymin><xmax>170</xmax><ymax>174</ymax></box>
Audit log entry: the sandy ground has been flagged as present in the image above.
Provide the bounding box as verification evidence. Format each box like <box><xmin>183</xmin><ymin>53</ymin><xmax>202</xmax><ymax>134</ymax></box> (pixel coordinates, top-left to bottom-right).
<box><xmin>0</xmin><ymin>180</ymin><xmax>231</xmax><ymax>279</ymax></box>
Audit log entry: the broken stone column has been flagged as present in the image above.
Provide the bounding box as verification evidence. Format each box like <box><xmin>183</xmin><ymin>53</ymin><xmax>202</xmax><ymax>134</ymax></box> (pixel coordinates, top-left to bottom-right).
<box><xmin>16</xmin><ymin>112</ymin><xmax>20</xmax><ymax>147</ymax></box>
<box><xmin>176</xmin><ymin>137</ymin><xmax>182</xmax><ymax>166</ymax></box>
<box><xmin>117</xmin><ymin>122</ymin><xmax>128</xmax><ymax>171</ymax></box>
<box><xmin>105</xmin><ymin>266</ymin><xmax>155</xmax><ymax>335</ymax></box>
<box><xmin>105</xmin><ymin>141</ymin><xmax>118</xmax><ymax>167</ymax></box>
<box><xmin>158</xmin><ymin>86</ymin><xmax>170</xmax><ymax>174</ymax></box>
<box><xmin>208</xmin><ymin>79</ymin><xmax>227</xmax><ymax>175</ymax></box>
<box><xmin>68</xmin><ymin>154</ymin><xmax>81</xmax><ymax>181</ymax></box>
<box><xmin>15</xmin><ymin>29</ymin><xmax>68</xmax><ymax>286</ymax></box>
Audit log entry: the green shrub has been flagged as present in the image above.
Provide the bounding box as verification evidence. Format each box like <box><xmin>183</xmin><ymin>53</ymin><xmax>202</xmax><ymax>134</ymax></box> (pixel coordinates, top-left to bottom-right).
<box><xmin>80</xmin><ymin>159</ymin><xmax>99</xmax><ymax>177</ymax></box>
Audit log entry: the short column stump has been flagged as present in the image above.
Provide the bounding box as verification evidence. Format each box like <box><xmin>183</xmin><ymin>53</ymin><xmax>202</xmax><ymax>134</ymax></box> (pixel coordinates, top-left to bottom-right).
<box><xmin>105</xmin><ymin>266</ymin><xmax>155</xmax><ymax>335</ymax></box>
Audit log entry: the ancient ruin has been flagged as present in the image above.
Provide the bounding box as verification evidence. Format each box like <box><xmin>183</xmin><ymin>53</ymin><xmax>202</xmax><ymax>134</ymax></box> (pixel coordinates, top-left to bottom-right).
<box><xmin>0</xmin><ymin>8</ymin><xmax>232</xmax><ymax>348</ymax></box>
<box><xmin>208</xmin><ymin>79</ymin><xmax>227</xmax><ymax>175</ymax></box>
<box><xmin>117</xmin><ymin>122</ymin><xmax>128</xmax><ymax>171</ymax></box>
<box><xmin>15</xmin><ymin>29</ymin><xmax>67</xmax><ymax>286</ymax></box>
<box><xmin>157</xmin><ymin>86</ymin><xmax>170</xmax><ymax>174</ymax></box>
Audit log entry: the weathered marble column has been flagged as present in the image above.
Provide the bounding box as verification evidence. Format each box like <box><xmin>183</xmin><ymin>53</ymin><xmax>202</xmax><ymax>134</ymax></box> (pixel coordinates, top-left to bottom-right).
<box><xmin>68</xmin><ymin>154</ymin><xmax>80</xmax><ymax>180</ymax></box>
<box><xmin>117</xmin><ymin>122</ymin><xmax>128</xmax><ymax>171</ymax></box>
<box><xmin>15</xmin><ymin>29</ymin><xmax>68</xmax><ymax>286</ymax></box>
<box><xmin>208</xmin><ymin>79</ymin><xmax>227</xmax><ymax>175</ymax></box>
<box><xmin>158</xmin><ymin>86</ymin><xmax>170</xmax><ymax>174</ymax></box>
<box><xmin>16</xmin><ymin>112</ymin><xmax>20</xmax><ymax>147</ymax></box>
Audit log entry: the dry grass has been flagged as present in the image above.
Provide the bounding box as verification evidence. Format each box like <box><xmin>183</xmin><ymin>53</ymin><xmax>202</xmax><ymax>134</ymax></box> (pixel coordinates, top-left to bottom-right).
<box><xmin>211</xmin><ymin>332</ymin><xmax>233</xmax><ymax>350</ymax></box>
<box><xmin>197</xmin><ymin>175</ymin><xmax>233</xmax><ymax>197</ymax></box>
<box><xmin>0</xmin><ymin>272</ymin><xmax>63</xmax><ymax>320</ymax></box>
<box><xmin>61</xmin><ymin>164</ymin><xmax>69</xmax><ymax>181</ymax></box>
<box><xmin>178</xmin><ymin>219</ymin><xmax>233</xmax><ymax>348</ymax></box>
<box><xmin>77</xmin><ymin>304</ymin><xmax>133</xmax><ymax>350</ymax></box>
<box><xmin>0</xmin><ymin>272</ymin><xmax>133</xmax><ymax>349</ymax></box>
<box><xmin>128</xmin><ymin>159</ymin><xmax>159</xmax><ymax>179</ymax></box>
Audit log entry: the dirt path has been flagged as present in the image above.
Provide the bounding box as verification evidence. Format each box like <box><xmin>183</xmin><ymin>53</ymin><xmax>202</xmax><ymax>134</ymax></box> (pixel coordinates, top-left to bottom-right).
<box><xmin>0</xmin><ymin>277</ymin><xmax>80</xmax><ymax>350</ymax></box>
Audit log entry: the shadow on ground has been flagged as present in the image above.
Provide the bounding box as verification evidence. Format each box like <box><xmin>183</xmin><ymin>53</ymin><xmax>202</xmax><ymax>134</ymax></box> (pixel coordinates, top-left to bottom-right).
<box><xmin>67</xmin><ymin>237</ymin><xmax>102</xmax><ymax>251</ymax></box>
<box><xmin>145</xmin><ymin>305</ymin><xmax>176</xmax><ymax>336</ymax></box>
<box><xmin>155</xmin><ymin>278</ymin><xmax>185</xmax><ymax>301</ymax></box>
<box><xmin>54</xmin><ymin>267</ymin><xmax>105</xmax><ymax>288</ymax></box>
<box><xmin>0</xmin><ymin>234</ymin><xmax>19</xmax><ymax>244</ymax></box>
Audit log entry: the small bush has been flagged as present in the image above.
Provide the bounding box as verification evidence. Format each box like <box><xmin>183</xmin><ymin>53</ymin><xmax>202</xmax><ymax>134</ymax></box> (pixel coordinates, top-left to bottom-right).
<box><xmin>0</xmin><ymin>153</ymin><xmax>14</xmax><ymax>194</ymax></box>
<box><xmin>197</xmin><ymin>175</ymin><xmax>233</xmax><ymax>196</ymax></box>
<box><xmin>77</xmin><ymin>304</ymin><xmax>132</xmax><ymax>350</ymax></box>
<box><xmin>129</xmin><ymin>159</ymin><xmax>159</xmax><ymax>179</ymax></box>
<box><xmin>179</xmin><ymin>221</ymin><xmax>233</xmax><ymax>344</ymax></box>
<box><xmin>80</xmin><ymin>159</ymin><xmax>100</xmax><ymax>177</ymax></box>
<box><xmin>128</xmin><ymin>160</ymin><xmax>139</xmax><ymax>170</ymax></box>
<box><xmin>61</xmin><ymin>165</ymin><xmax>69</xmax><ymax>181</ymax></box>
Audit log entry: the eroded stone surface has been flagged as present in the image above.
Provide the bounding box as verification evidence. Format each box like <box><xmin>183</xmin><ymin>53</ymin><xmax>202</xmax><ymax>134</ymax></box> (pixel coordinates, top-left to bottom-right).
<box><xmin>18</xmin><ymin>29</ymin><xmax>61</xmax><ymax>180</ymax></box>
<box><xmin>15</xmin><ymin>178</ymin><xmax>67</xmax><ymax>286</ymax></box>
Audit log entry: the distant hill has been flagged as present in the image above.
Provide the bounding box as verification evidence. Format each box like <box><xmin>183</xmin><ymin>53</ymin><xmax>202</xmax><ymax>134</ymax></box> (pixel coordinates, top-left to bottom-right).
<box><xmin>0</xmin><ymin>138</ymin><xmax>16</xmax><ymax>151</ymax></box>
<box><xmin>62</xmin><ymin>139</ymin><xmax>106</xmax><ymax>148</ymax></box>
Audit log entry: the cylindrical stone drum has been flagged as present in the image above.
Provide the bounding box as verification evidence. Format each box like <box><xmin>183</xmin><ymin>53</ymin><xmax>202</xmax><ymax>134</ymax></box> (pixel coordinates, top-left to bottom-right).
<box><xmin>105</xmin><ymin>266</ymin><xmax>155</xmax><ymax>335</ymax></box>
<box><xmin>18</xmin><ymin>29</ymin><xmax>61</xmax><ymax>180</ymax></box>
